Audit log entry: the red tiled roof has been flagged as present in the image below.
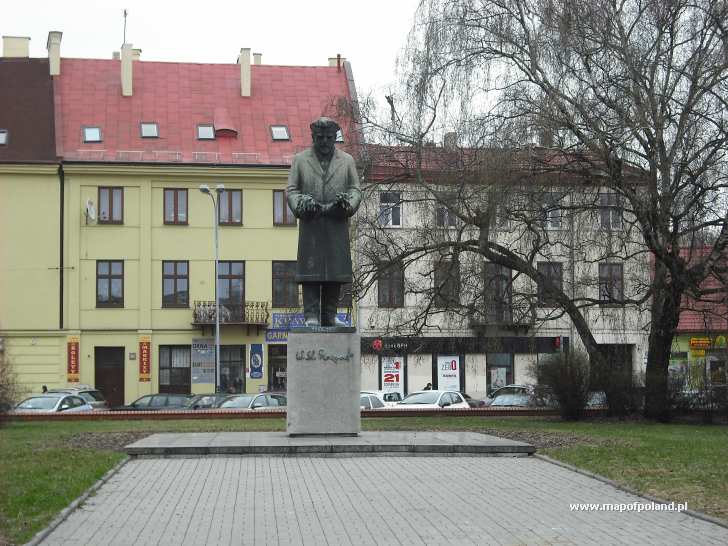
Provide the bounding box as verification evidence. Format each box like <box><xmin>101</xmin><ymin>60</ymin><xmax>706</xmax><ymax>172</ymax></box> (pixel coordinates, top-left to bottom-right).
<box><xmin>54</xmin><ymin>59</ymin><xmax>354</xmax><ymax>165</ymax></box>
<box><xmin>672</xmin><ymin>247</ymin><xmax>728</xmax><ymax>333</ymax></box>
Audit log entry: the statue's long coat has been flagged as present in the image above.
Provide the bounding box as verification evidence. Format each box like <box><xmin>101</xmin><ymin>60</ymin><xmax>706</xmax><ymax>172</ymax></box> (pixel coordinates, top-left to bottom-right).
<box><xmin>287</xmin><ymin>148</ymin><xmax>361</xmax><ymax>283</ymax></box>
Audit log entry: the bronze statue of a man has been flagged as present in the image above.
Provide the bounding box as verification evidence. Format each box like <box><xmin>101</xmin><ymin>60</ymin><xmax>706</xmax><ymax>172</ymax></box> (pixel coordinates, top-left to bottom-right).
<box><xmin>287</xmin><ymin>117</ymin><xmax>361</xmax><ymax>327</ymax></box>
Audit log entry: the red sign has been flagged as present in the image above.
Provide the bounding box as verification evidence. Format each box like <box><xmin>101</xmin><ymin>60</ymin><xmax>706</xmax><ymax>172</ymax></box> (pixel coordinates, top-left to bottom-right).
<box><xmin>67</xmin><ymin>337</ymin><xmax>80</xmax><ymax>383</ymax></box>
<box><xmin>139</xmin><ymin>337</ymin><xmax>151</xmax><ymax>382</ymax></box>
<box><xmin>372</xmin><ymin>339</ymin><xmax>383</xmax><ymax>352</ymax></box>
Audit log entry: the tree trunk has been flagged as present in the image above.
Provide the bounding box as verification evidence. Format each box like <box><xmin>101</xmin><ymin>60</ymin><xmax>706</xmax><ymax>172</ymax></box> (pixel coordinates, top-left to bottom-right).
<box><xmin>644</xmin><ymin>264</ymin><xmax>683</xmax><ymax>421</ymax></box>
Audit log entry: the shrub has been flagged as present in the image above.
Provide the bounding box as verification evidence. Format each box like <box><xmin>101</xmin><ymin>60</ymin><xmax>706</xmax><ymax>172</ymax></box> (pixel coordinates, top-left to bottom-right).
<box><xmin>0</xmin><ymin>344</ymin><xmax>20</xmax><ymax>416</ymax></box>
<box><xmin>592</xmin><ymin>361</ymin><xmax>641</xmax><ymax>419</ymax></box>
<box><xmin>531</xmin><ymin>350</ymin><xmax>590</xmax><ymax>420</ymax></box>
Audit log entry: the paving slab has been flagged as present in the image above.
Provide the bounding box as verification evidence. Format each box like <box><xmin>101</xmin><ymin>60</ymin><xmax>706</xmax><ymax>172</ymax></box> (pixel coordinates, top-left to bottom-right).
<box><xmin>124</xmin><ymin>431</ymin><xmax>536</xmax><ymax>457</ymax></box>
<box><xmin>39</xmin><ymin>456</ymin><xmax>728</xmax><ymax>546</ymax></box>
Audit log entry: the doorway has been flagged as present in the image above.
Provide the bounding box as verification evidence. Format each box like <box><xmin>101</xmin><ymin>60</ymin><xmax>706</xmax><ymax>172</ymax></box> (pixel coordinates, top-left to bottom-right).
<box><xmin>268</xmin><ymin>345</ymin><xmax>287</xmax><ymax>391</ymax></box>
<box><xmin>94</xmin><ymin>347</ymin><xmax>125</xmax><ymax>407</ymax></box>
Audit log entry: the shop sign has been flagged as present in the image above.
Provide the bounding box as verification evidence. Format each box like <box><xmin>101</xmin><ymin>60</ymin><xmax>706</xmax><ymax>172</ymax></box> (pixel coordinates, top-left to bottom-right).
<box><xmin>191</xmin><ymin>338</ymin><xmax>215</xmax><ymax>384</ymax></box>
<box><xmin>691</xmin><ymin>349</ymin><xmax>706</xmax><ymax>357</ymax></box>
<box><xmin>437</xmin><ymin>355</ymin><xmax>460</xmax><ymax>391</ymax></box>
<box><xmin>139</xmin><ymin>336</ymin><xmax>151</xmax><ymax>382</ymax></box>
<box><xmin>250</xmin><ymin>344</ymin><xmax>264</xmax><ymax>379</ymax></box>
<box><xmin>381</xmin><ymin>356</ymin><xmax>404</xmax><ymax>396</ymax></box>
<box><xmin>265</xmin><ymin>328</ymin><xmax>289</xmax><ymax>343</ymax></box>
<box><xmin>269</xmin><ymin>312</ymin><xmax>351</xmax><ymax>335</ymax></box>
<box><xmin>690</xmin><ymin>337</ymin><xmax>711</xmax><ymax>349</ymax></box>
<box><xmin>67</xmin><ymin>336</ymin><xmax>80</xmax><ymax>383</ymax></box>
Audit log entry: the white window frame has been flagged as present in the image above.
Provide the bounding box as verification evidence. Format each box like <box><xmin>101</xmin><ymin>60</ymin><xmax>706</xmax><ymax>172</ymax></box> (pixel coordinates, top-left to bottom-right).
<box><xmin>0</xmin><ymin>129</ymin><xmax>7</xmax><ymax>145</ymax></box>
<box><xmin>83</xmin><ymin>126</ymin><xmax>102</xmax><ymax>143</ymax></box>
<box><xmin>378</xmin><ymin>192</ymin><xmax>402</xmax><ymax>228</ymax></box>
<box><xmin>140</xmin><ymin>122</ymin><xmax>159</xmax><ymax>138</ymax></box>
<box><xmin>270</xmin><ymin>125</ymin><xmax>290</xmax><ymax>141</ymax></box>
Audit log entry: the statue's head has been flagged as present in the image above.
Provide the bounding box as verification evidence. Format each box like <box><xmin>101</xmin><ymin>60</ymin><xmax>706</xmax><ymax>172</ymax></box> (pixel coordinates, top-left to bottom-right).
<box><xmin>310</xmin><ymin>117</ymin><xmax>340</xmax><ymax>159</ymax></box>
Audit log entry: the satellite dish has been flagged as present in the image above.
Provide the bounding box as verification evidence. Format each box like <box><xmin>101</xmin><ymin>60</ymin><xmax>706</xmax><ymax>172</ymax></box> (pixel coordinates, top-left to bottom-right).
<box><xmin>85</xmin><ymin>199</ymin><xmax>97</xmax><ymax>223</ymax></box>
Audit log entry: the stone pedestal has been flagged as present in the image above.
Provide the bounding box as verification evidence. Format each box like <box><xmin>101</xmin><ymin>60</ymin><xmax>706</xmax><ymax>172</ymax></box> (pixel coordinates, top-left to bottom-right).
<box><xmin>286</xmin><ymin>327</ymin><xmax>361</xmax><ymax>436</ymax></box>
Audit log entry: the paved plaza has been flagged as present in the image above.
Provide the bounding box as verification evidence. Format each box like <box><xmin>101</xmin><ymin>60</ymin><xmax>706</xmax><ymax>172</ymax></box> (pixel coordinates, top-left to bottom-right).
<box><xmin>40</xmin><ymin>456</ymin><xmax>728</xmax><ymax>545</ymax></box>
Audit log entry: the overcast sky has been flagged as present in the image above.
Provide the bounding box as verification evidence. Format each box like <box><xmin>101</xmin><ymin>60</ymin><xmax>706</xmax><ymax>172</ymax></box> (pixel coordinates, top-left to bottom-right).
<box><xmin>3</xmin><ymin>0</ymin><xmax>421</xmax><ymax>98</ymax></box>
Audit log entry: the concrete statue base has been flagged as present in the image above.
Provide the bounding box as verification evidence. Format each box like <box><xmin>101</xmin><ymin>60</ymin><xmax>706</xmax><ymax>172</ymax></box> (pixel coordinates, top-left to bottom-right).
<box><xmin>286</xmin><ymin>328</ymin><xmax>361</xmax><ymax>436</ymax></box>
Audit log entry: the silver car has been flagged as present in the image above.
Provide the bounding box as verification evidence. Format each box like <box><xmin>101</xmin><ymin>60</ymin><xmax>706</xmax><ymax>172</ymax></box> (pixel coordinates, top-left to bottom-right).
<box><xmin>47</xmin><ymin>385</ymin><xmax>109</xmax><ymax>410</ymax></box>
<box><xmin>14</xmin><ymin>393</ymin><xmax>93</xmax><ymax>413</ymax></box>
<box><xmin>218</xmin><ymin>393</ymin><xmax>287</xmax><ymax>410</ymax></box>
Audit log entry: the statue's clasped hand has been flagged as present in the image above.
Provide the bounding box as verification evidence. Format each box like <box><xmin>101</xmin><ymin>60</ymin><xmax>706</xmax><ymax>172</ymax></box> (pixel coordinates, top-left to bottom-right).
<box><xmin>298</xmin><ymin>195</ymin><xmax>322</xmax><ymax>220</ymax></box>
<box><xmin>326</xmin><ymin>193</ymin><xmax>352</xmax><ymax>219</ymax></box>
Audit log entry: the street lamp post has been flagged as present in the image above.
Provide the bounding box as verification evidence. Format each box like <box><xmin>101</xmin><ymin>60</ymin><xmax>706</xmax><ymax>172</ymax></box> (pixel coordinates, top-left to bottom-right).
<box><xmin>199</xmin><ymin>184</ymin><xmax>225</xmax><ymax>392</ymax></box>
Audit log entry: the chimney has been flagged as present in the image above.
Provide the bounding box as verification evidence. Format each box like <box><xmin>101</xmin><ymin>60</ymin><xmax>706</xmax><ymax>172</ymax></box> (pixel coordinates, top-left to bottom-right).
<box><xmin>328</xmin><ymin>54</ymin><xmax>346</xmax><ymax>71</ymax></box>
<box><xmin>46</xmin><ymin>31</ymin><xmax>62</xmax><ymax>76</ymax></box>
<box><xmin>253</xmin><ymin>52</ymin><xmax>262</xmax><ymax>65</ymax></box>
<box><xmin>121</xmin><ymin>43</ymin><xmax>133</xmax><ymax>97</ymax></box>
<box><xmin>238</xmin><ymin>48</ymin><xmax>251</xmax><ymax>97</ymax></box>
<box><xmin>112</xmin><ymin>51</ymin><xmax>120</xmax><ymax>60</ymax></box>
<box><xmin>132</xmin><ymin>48</ymin><xmax>142</xmax><ymax>61</ymax></box>
<box><xmin>3</xmin><ymin>36</ymin><xmax>31</xmax><ymax>58</ymax></box>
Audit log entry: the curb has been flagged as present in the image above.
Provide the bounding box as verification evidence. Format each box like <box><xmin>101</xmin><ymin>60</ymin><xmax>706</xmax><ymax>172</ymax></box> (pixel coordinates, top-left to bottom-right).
<box><xmin>533</xmin><ymin>454</ymin><xmax>728</xmax><ymax>530</ymax></box>
<box><xmin>24</xmin><ymin>458</ymin><xmax>129</xmax><ymax>546</ymax></box>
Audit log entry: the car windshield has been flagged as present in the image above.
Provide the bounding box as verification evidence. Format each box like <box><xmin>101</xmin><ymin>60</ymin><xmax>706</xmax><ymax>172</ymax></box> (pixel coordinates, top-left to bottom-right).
<box><xmin>79</xmin><ymin>391</ymin><xmax>105</xmax><ymax>402</ymax></box>
<box><xmin>383</xmin><ymin>393</ymin><xmax>402</xmax><ymax>402</ymax></box>
<box><xmin>491</xmin><ymin>393</ymin><xmax>531</xmax><ymax>406</ymax></box>
<box><xmin>17</xmin><ymin>396</ymin><xmax>61</xmax><ymax>410</ymax></box>
<box><xmin>220</xmin><ymin>395</ymin><xmax>255</xmax><ymax>408</ymax></box>
<box><xmin>402</xmin><ymin>392</ymin><xmax>440</xmax><ymax>404</ymax></box>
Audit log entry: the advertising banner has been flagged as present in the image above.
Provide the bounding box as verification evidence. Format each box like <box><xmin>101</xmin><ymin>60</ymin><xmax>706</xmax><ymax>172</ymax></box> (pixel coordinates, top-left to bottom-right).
<box><xmin>191</xmin><ymin>338</ymin><xmax>215</xmax><ymax>384</ymax></box>
<box><xmin>381</xmin><ymin>356</ymin><xmax>404</xmax><ymax>396</ymax></box>
<box><xmin>266</xmin><ymin>312</ymin><xmax>352</xmax><ymax>343</ymax></box>
<box><xmin>491</xmin><ymin>367</ymin><xmax>507</xmax><ymax>390</ymax></box>
<box><xmin>250</xmin><ymin>343</ymin><xmax>264</xmax><ymax>379</ymax></box>
<box><xmin>67</xmin><ymin>336</ymin><xmax>80</xmax><ymax>383</ymax></box>
<box><xmin>138</xmin><ymin>336</ymin><xmax>151</xmax><ymax>382</ymax></box>
<box><xmin>437</xmin><ymin>355</ymin><xmax>460</xmax><ymax>391</ymax></box>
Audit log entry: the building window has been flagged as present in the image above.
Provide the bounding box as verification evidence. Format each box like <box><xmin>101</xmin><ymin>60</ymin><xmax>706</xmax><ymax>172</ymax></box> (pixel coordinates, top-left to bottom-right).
<box><xmin>140</xmin><ymin>122</ymin><xmax>159</xmax><ymax>138</ymax></box>
<box><xmin>273</xmin><ymin>190</ymin><xmax>296</xmax><ymax>225</ymax></box>
<box><xmin>220</xmin><ymin>346</ymin><xmax>246</xmax><ymax>393</ymax></box>
<box><xmin>436</xmin><ymin>194</ymin><xmax>458</xmax><ymax>227</ymax></box>
<box><xmin>159</xmin><ymin>346</ymin><xmax>191</xmax><ymax>394</ymax></box>
<box><xmin>338</xmin><ymin>283</ymin><xmax>353</xmax><ymax>308</ymax></box>
<box><xmin>599</xmin><ymin>263</ymin><xmax>624</xmax><ymax>303</ymax></box>
<box><xmin>272</xmin><ymin>261</ymin><xmax>298</xmax><ymax>307</ymax></box>
<box><xmin>197</xmin><ymin>124</ymin><xmax>215</xmax><ymax>140</ymax></box>
<box><xmin>162</xmin><ymin>261</ymin><xmax>189</xmax><ymax>308</ymax></box>
<box><xmin>83</xmin><ymin>126</ymin><xmax>102</xmax><ymax>143</ymax></box>
<box><xmin>270</xmin><ymin>125</ymin><xmax>290</xmax><ymax>141</ymax></box>
<box><xmin>219</xmin><ymin>261</ymin><xmax>245</xmax><ymax>306</ymax></box>
<box><xmin>164</xmin><ymin>188</ymin><xmax>188</xmax><ymax>224</ymax></box>
<box><xmin>599</xmin><ymin>193</ymin><xmax>623</xmax><ymax>230</ymax></box>
<box><xmin>434</xmin><ymin>258</ymin><xmax>460</xmax><ymax>307</ymax></box>
<box><xmin>378</xmin><ymin>261</ymin><xmax>405</xmax><ymax>308</ymax></box>
<box><xmin>379</xmin><ymin>192</ymin><xmax>402</xmax><ymax>227</ymax></box>
<box><xmin>96</xmin><ymin>260</ymin><xmax>123</xmax><ymax>307</ymax></box>
<box><xmin>98</xmin><ymin>187</ymin><xmax>123</xmax><ymax>224</ymax></box>
<box><xmin>537</xmin><ymin>262</ymin><xmax>563</xmax><ymax>307</ymax></box>
<box><xmin>485</xmin><ymin>263</ymin><xmax>512</xmax><ymax>323</ymax></box>
<box><xmin>541</xmin><ymin>193</ymin><xmax>562</xmax><ymax>229</ymax></box>
<box><xmin>218</xmin><ymin>189</ymin><xmax>242</xmax><ymax>225</ymax></box>
<box><xmin>0</xmin><ymin>129</ymin><xmax>7</xmax><ymax>145</ymax></box>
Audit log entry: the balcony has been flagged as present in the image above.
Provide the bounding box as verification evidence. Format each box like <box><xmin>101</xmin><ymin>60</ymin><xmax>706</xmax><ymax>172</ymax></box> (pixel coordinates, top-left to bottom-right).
<box><xmin>469</xmin><ymin>304</ymin><xmax>533</xmax><ymax>336</ymax></box>
<box><xmin>192</xmin><ymin>301</ymin><xmax>270</xmax><ymax>333</ymax></box>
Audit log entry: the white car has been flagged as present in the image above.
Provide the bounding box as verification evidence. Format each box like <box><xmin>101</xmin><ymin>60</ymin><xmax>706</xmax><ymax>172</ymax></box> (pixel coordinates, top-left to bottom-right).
<box><xmin>14</xmin><ymin>393</ymin><xmax>94</xmax><ymax>413</ymax></box>
<box><xmin>360</xmin><ymin>392</ymin><xmax>386</xmax><ymax>410</ymax></box>
<box><xmin>361</xmin><ymin>390</ymin><xmax>404</xmax><ymax>408</ymax></box>
<box><xmin>397</xmin><ymin>390</ymin><xmax>470</xmax><ymax>409</ymax></box>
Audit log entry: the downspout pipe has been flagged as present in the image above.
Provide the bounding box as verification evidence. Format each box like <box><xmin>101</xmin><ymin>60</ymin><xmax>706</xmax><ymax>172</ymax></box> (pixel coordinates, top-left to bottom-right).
<box><xmin>59</xmin><ymin>163</ymin><xmax>64</xmax><ymax>330</ymax></box>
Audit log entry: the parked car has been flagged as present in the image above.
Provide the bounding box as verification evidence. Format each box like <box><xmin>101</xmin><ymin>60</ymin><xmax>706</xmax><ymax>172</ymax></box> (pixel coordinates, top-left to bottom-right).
<box><xmin>184</xmin><ymin>393</ymin><xmax>230</xmax><ymax>410</ymax></box>
<box><xmin>47</xmin><ymin>385</ymin><xmax>109</xmax><ymax>410</ymax></box>
<box><xmin>462</xmin><ymin>393</ymin><xmax>486</xmax><ymax>408</ymax></box>
<box><xmin>397</xmin><ymin>390</ymin><xmax>470</xmax><ymax>409</ymax></box>
<box><xmin>14</xmin><ymin>393</ymin><xmax>93</xmax><ymax>413</ymax></box>
<box><xmin>361</xmin><ymin>390</ymin><xmax>403</xmax><ymax>407</ymax></box>
<box><xmin>112</xmin><ymin>393</ymin><xmax>193</xmax><ymax>411</ymax></box>
<box><xmin>485</xmin><ymin>385</ymin><xmax>556</xmax><ymax>408</ymax></box>
<box><xmin>218</xmin><ymin>393</ymin><xmax>287</xmax><ymax>410</ymax></box>
<box><xmin>360</xmin><ymin>393</ymin><xmax>386</xmax><ymax>410</ymax></box>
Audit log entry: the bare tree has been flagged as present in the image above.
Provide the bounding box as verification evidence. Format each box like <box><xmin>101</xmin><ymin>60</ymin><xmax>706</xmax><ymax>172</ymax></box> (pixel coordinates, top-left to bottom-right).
<box><xmin>351</xmin><ymin>0</ymin><xmax>728</xmax><ymax>420</ymax></box>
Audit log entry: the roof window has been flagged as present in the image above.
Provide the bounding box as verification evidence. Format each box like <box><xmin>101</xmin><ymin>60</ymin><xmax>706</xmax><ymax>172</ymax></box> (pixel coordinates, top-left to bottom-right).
<box><xmin>336</xmin><ymin>129</ymin><xmax>344</xmax><ymax>143</ymax></box>
<box><xmin>271</xmin><ymin>125</ymin><xmax>290</xmax><ymax>141</ymax></box>
<box><xmin>140</xmin><ymin>122</ymin><xmax>159</xmax><ymax>138</ymax></box>
<box><xmin>83</xmin><ymin>127</ymin><xmax>102</xmax><ymax>143</ymax></box>
<box><xmin>197</xmin><ymin>124</ymin><xmax>215</xmax><ymax>140</ymax></box>
<box><xmin>0</xmin><ymin>129</ymin><xmax>7</xmax><ymax>145</ymax></box>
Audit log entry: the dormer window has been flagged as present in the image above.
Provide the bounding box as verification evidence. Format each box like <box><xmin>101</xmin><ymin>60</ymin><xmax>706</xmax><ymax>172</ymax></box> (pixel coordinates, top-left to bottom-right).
<box><xmin>197</xmin><ymin>124</ymin><xmax>215</xmax><ymax>140</ymax></box>
<box><xmin>271</xmin><ymin>125</ymin><xmax>290</xmax><ymax>141</ymax></box>
<box><xmin>140</xmin><ymin>122</ymin><xmax>159</xmax><ymax>138</ymax></box>
<box><xmin>336</xmin><ymin>129</ymin><xmax>344</xmax><ymax>143</ymax></box>
<box><xmin>83</xmin><ymin>126</ymin><xmax>102</xmax><ymax>143</ymax></box>
<box><xmin>0</xmin><ymin>129</ymin><xmax>7</xmax><ymax>145</ymax></box>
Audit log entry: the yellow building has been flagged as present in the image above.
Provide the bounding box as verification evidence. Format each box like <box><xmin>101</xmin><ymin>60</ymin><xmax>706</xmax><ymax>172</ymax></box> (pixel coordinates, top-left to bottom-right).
<box><xmin>0</xmin><ymin>35</ymin><xmax>357</xmax><ymax>405</ymax></box>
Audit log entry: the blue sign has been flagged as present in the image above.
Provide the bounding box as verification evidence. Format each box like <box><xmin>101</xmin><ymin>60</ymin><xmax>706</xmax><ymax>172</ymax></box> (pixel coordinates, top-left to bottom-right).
<box><xmin>267</xmin><ymin>312</ymin><xmax>352</xmax><ymax>344</ymax></box>
<box><xmin>250</xmin><ymin>344</ymin><xmax>263</xmax><ymax>379</ymax></box>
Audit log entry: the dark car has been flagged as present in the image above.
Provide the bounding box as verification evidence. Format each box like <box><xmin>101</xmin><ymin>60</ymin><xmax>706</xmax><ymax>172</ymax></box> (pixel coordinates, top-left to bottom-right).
<box><xmin>112</xmin><ymin>394</ymin><xmax>192</xmax><ymax>411</ymax></box>
<box><xmin>462</xmin><ymin>393</ymin><xmax>486</xmax><ymax>408</ymax></box>
<box><xmin>184</xmin><ymin>393</ymin><xmax>230</xmax><ymax>410</ymax></box>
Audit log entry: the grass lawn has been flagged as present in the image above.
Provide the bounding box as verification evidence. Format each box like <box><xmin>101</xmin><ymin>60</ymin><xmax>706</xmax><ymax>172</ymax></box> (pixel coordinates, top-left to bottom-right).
<box><xmin>1</xmin><ymin>416</ymin><xmax>726</xmax><ymax>544</ymax></box>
